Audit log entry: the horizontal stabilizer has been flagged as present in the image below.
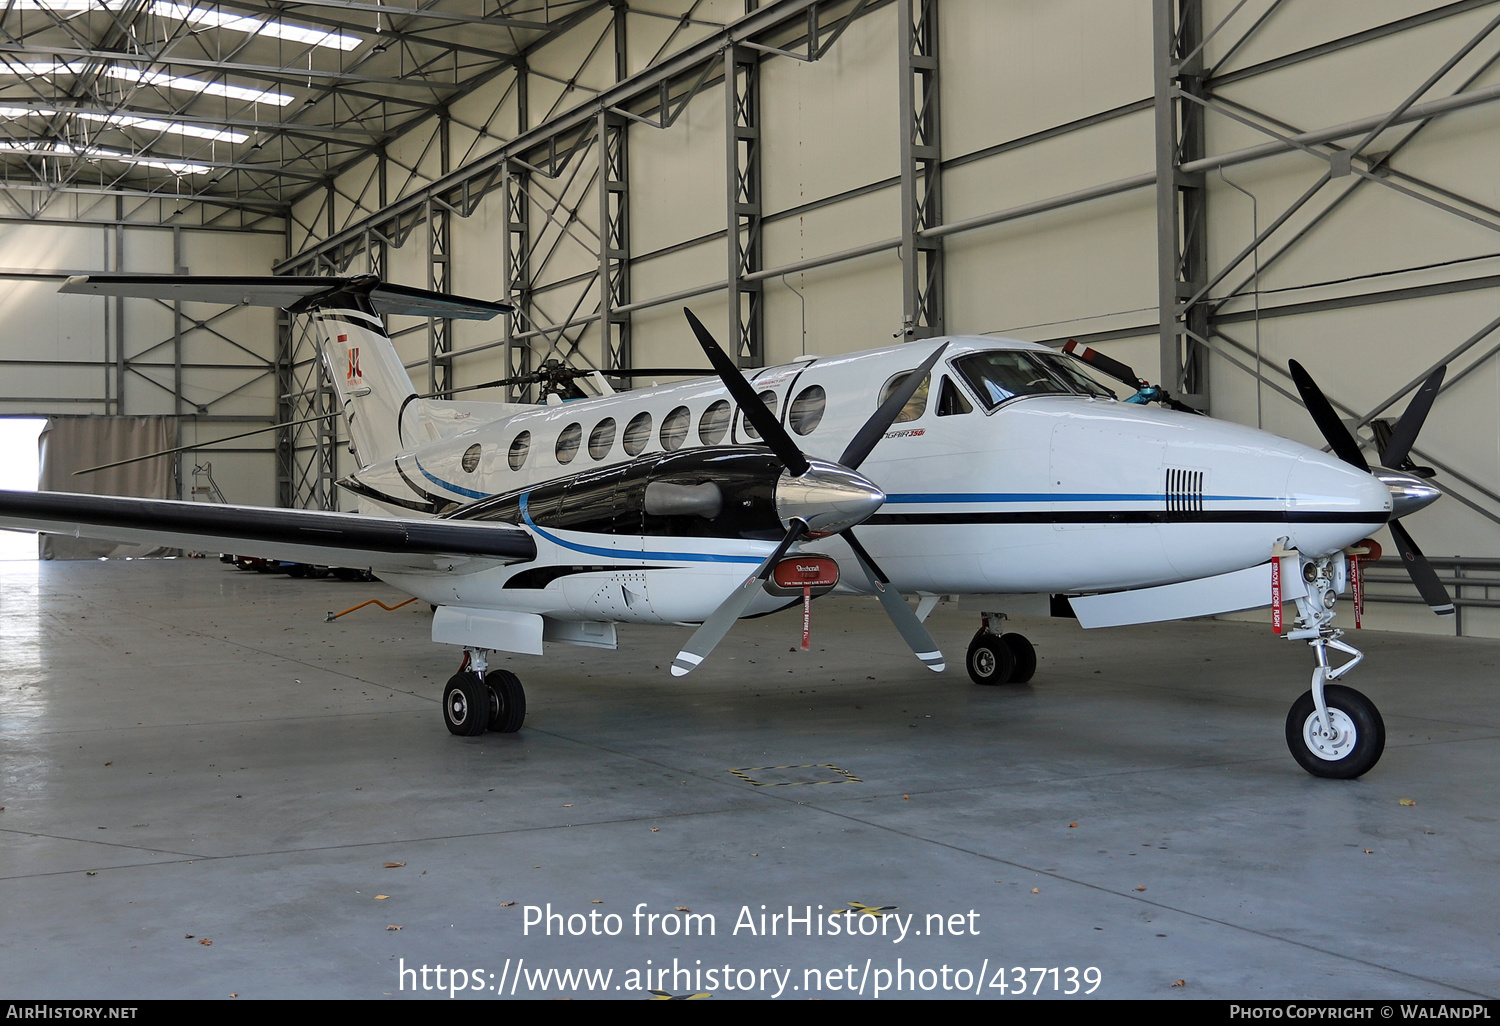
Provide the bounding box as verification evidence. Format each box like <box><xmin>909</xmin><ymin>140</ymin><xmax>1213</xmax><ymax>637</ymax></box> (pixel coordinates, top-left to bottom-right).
<box><xmin>0</xmin><ymin>490</ymin><xmax>535</xmax><ymax>573</ymax></box>
<box><xmin>59</xmin><ymin>274</ymin><xmax>511</xmax><ymax>320</ymax></box>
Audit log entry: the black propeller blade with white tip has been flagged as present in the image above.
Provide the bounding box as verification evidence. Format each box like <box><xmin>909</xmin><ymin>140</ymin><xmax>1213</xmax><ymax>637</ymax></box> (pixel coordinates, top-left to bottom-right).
<box><xmin>1288</xmin><ymin>358</ymin><xmax>1453</xmax><ymax>617</ymax></box>
<box><xmin>840</xmin><ymin>528</ymin><xmax>944</xmax><ymax>672</ymax></box>
<box><xmin>670</xmin><ymin>308</ymin><xmax>948</xmax><ymax>675</ymax></box>
<box><xmin>671</xmin><ymin>520</ymin><xmax>808</xmax><ymax>676</ymax></box>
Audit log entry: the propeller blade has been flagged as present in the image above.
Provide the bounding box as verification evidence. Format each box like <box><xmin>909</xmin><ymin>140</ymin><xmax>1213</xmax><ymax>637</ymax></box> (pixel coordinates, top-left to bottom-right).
<box><xmin>1388</xmin><ymin>520</ymin><xmax>1455</xmax><ymax>616</ymax></box>
<box><xmin>1379</xmin><ymin>365</ymin><xmax>1446</xmax><ymax>470</ymax></box>
<box><xmin>1287</xmin><ymin>360</ymin><xmax>1369</xmax><ymax>472</ymax></box>
<box><xmin>670</xmin><ymin>521</ymin><xmax>808</xmax><ymax>676</ymax></box>
<box><xmin>841</xmin><ymin>528</ymin><xmax>945</xmax><ymax>672</ymax></box>
<box><xmin>1062</xmin><ymin>339</ymin><xmax>1144</xmax><ymax>389</ymax></box>
<box><xmin>838</xmin><ymin>342</ymin><xmax>950</xmax><ymax>471</ymax></box>
<box><xmin>683</xmin><ymin>308</ymin><xmax>810</xmax><ymax>476</ymax></box>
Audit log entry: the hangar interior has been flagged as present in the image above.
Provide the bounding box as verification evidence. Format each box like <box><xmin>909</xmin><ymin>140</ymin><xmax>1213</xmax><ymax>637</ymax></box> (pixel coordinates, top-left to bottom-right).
<box><xmin>2</xmin><ymin>0</ymin><xmax>1500</xmax><ymax>1001</ymax></box>
<box><xmin>1</xmin><ymin>0</ymin><xmax>1498</xmax><ymax>632</ymax></box>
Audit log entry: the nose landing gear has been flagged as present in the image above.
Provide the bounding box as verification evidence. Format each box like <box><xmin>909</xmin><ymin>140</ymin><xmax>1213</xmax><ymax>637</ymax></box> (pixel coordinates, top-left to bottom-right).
<box><xmin>1281</xmin><ymin>554</ymin><xmax>1384</xmax><ymax>778</ymax></box>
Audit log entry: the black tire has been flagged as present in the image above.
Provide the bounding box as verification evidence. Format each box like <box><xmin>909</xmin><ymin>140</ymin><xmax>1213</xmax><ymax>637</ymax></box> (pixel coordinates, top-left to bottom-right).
<box><xmin>966</xmin><ymin>631</ymin><xmax>1015</xmax><ymax>685</ymax></box>
<box><xmin>443</xmin><ymin>671</ymin><xmax>490</xmax><ymax>737</ymax></box>
<box><xmin>1285</xmin><ymin>684</ymin><xmax>1385</xmax><ymax>779</ymax></box>
<box><xmin>1001</xmin><ymin>633</ymin><xmax>1037</xmax><ymax>684</ymax></box>
<box><xmin>486</xmin><ymin>669</ymin><xmax>526</xmax><ymax>733</ymax></box>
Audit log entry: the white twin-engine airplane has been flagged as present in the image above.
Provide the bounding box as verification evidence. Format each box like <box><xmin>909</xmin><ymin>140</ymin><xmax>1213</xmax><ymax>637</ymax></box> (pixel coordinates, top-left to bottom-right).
<box><xmin>0</xmin><ymin>274</ymin><xmax>1454</xmax><ymax>779</ymax></box>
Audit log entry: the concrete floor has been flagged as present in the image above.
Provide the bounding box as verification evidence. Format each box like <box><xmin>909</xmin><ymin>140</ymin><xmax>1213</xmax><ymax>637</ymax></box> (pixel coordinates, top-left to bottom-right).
<box><xmin>0</xmin><ymin>558</ymin><xmax>1497</xmax><ymax>1001</ymax></box>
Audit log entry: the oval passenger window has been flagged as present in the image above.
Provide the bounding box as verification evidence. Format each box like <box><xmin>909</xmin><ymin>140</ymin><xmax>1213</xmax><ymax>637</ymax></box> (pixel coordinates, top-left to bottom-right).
<box><xmin>589</xmin><ymin>418</ymin><xmax>616</xmax><ymax>460</ymax></box>
<box><xmin>623</xmin><ymin>411</ymin><xmax>652</xmax><ymax>456</ymax></box>
<box><xmin>788</xmin><ymin>385</ymin><xmax>826</xmax><ymax>435</ymax></box>
<box><xmin>556</xmin><ymin>423</ymin><xmax>581</xmax><ymax>464</ymax></box>
<box><xmin>508</xmin><ymin>432</ymin><xmax>530</xmax><ymax>470</ymax></box>
<box><xmin>699</xmin><ymin>400</ymin><xmax>730</xmax><ymax>445</ymax></box>
<box><xmin>461</xmin><ymin>443</ymin><xmax>482</xmax><ymax>473</ymax></box>
<box><xmin>660</xmin><ymin>406</ymin><xmax>690</xmax><ymax>451</ymax></box>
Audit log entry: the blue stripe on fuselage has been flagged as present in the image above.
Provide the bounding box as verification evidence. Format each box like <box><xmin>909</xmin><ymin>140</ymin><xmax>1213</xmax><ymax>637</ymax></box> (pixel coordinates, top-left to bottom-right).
<box><xmin>414</xmin><ymin>457</ymin><xmax>491</xmax><ymax>500</ymax></box>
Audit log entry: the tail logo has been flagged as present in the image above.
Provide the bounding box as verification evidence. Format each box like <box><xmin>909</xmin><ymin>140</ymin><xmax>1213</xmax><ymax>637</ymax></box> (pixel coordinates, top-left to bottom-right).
<box><xmin>343</xmin><ymin>338</ymin><xmax>362</xmax><ymax>383</ymax></box>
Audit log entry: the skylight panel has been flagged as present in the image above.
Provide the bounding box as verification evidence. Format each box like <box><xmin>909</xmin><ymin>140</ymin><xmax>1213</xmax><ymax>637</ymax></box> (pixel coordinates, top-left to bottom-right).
<box><xmin>0</xmin><ymin>63</ymin><xmax>293</xmax><ymax>105</ymax></box>
<box><xmin>5</xmin><ymin>2</ymin><xmax>363</xmax><ymax>51</ymax></box>
<box><xmin>0</xmin><ymin>138</ymin><xmax>212</xmax><ymax>174</ymax></box>
<box><xmin>153</xmin><ymin>3</ymin><xmax>362</xmax><ymax>51</ymax></box>
<box><xmin>0</xmin><ymin>104</ymin><xmax>247</xmax><ymax>143</ymax></box>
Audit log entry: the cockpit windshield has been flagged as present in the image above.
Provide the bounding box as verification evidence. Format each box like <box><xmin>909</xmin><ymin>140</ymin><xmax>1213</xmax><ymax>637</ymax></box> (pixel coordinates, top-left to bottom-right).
<box><xmin>951</xmin><ymin>350</ymin><xmax>1116</xmax><ymax>411</ymax></box>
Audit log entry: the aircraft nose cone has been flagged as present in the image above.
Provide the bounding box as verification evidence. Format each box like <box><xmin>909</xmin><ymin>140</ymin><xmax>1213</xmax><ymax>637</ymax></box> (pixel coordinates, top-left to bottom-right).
<box><xmin>775</xmin><ymin>461</ymin><xmax>886</xmax><ymax>534</ymax></box>
<box><xmin>1376</xmin><ymin>468</ymin><xmax>1443</xmax><ymax>519</ymax></box>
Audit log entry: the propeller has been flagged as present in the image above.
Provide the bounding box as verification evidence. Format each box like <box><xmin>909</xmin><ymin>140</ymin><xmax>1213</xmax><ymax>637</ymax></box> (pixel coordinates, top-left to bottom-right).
<box><xmin>1287</xmin><ymin>359</ymin><xmax>1454</xmax><ymax>617</ymax></box>
<box><xmin>1061</xmin><ymin>339</ymin><xmax>1201</xmax><ymax>414</ymax></box>
<box><xmin>672</xmin><ymin>309</ymin><xmax>949</xmax><ymax>676</ymax></box>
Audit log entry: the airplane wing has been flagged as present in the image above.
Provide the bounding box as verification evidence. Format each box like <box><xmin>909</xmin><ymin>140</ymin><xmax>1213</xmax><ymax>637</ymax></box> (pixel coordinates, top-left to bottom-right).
<box><xmin>0</xmin><ymin>490</ymin><xmax>535</xmax><ymax>574</ymax></box>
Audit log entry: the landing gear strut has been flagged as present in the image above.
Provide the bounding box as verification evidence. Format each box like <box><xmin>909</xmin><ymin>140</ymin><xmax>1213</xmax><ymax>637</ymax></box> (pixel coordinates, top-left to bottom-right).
<box><xmin>1281</xmin><ymin>553</ymin><xmax>1384</xmax><ymax>778</ymax></box>
<box><xmin>965</xmin><ymin>615</ymin><xmax>1036</xmax><ymax>686</ymax></box>
<box><xmin>442</xmin><ymin>649</ymin><xmax>527</xmax><ymax>736</ymax></box>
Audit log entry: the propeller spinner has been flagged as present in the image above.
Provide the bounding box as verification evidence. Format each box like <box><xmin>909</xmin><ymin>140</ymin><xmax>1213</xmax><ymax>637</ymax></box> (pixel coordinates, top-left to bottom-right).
<box><xmin>670</xmin><ymin>309</ymin><xmax>949</xmax><ymax>677</ymax></box>
<box><xmin>1288</xmin><ymin>360</ymin><xmax>1453</xmax><ymax>616</ymax></box>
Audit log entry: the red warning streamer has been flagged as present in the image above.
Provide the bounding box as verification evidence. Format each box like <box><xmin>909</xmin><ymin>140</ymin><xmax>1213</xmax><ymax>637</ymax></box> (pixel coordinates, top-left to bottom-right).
<box><xmin>1271</xmin><ymin>557</ymin><xmax>1283</xmax><ymax>635</ymax></box>
<box><xmin>1351</xmin><ymin>555</ymin><xmax>1363</xmax><ymax>629</ymax></box>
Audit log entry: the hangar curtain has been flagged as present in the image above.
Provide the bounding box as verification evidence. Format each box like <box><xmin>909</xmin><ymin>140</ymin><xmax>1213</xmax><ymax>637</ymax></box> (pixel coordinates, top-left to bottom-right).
<box><xmin>37</xmin><ymin>416</ymin><xmax>177</xmax><ymax>560</ymax></box>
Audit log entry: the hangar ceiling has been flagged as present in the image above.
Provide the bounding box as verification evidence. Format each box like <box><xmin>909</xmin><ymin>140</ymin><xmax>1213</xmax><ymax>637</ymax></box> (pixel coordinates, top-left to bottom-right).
<box><xmin>0</xmin><ymin>0</ymin><xmax>618</xmax><ymax>224</ymax></box>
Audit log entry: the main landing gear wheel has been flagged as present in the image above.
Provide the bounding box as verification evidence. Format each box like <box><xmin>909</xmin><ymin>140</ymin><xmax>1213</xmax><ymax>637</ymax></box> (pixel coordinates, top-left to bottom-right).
<box><xmin>486</xmin><ymin>669</ymin><xmax>526</xmax><ymax>734</ymax></box>
<box><xmin>1001</xmin><ymin>632</ymin><xmax>1037</xmax><ymax>684</ymax></box>
<box><xmin>443</xmin><ymin>671</ymin><xmax>490</xmax><ymax>737</ymax></box>
<box><xmin>966</xmin><ymin>631</ymin><xmax>1016</xmax><ymax>685</ymax></box>
<box><xmin>1285</xmin><ymin>684</ymin><xmax>1385</xmax><ymax>779</ymax></box>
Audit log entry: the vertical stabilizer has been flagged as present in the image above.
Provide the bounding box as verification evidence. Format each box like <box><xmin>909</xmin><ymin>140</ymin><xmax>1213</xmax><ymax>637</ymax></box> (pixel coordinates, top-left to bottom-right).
<box><xmin>313</xmin><ymin>304</ymin><xmax>415</xmax><ymax>467</ymax></box>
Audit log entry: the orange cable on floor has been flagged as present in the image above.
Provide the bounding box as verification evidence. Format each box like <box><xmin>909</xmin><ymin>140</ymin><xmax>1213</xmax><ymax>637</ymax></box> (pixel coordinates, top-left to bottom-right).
<box><xmin>325</xmin><ymin>596</ymin><xmax>418</xmax><ymax>622</ymax></box>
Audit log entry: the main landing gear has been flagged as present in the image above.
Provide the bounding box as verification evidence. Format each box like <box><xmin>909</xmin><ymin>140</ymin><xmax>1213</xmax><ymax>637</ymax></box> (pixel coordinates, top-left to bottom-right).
<box><xmin>1281</xmin><ymin>553</ymin><xmax>1385</xmax><ymax>779</ymax></box>
<box><xmin>442</xmin><ymin>649</ymin><xmax>526</xmax><ymax>737</ymax></box>
<box><xmin>965</xmin><ymin>614</ymin><xmax>1037</xmax><ymax>686</ymax></box>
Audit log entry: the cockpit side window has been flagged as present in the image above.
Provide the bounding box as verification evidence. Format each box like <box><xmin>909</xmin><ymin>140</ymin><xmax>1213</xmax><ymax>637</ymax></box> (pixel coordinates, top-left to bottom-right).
<box><xmin>937</xmin><ymin>375</ymin><xmax>972</xmax><ymax>416</ymax></box>
<box><xmin>951</xmin><ymin>352</ymin><xmax>1072</xmax><ymax>411</ymax></box>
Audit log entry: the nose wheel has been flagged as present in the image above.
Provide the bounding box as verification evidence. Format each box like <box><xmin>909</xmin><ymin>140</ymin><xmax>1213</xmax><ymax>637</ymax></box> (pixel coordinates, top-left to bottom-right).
<box><xmin>1285</xmin><ymin>683</ymin><xmax>1384</xmax><ymax>779</ymax></box>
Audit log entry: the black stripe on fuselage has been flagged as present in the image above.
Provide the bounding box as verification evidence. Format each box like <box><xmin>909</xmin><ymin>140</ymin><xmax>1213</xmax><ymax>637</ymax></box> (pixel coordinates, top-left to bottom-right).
<box><xmin>340</xmin><ymin>476</ymin><xmax>442</xmax><ymax>514</ymax></box>
<box><xmin>504</xmin><ymin>565</ymin><xmax>686</xmax><ymax>590</ymax></box>
<box><xmin>865</xmin><ymin>510</ymin><xmax>1390</xmax><ymax>526</ymax></box>
<box><xmin>393</xmin><ymin>456</ymin><xmax>457</xmax><ymax>511</ymax></box>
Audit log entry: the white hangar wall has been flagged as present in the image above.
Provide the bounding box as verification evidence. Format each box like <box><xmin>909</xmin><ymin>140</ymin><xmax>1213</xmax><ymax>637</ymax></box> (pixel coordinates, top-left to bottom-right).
<box><xmin>0</xmin><ymin>211</ymin><xmax>285</xmax><ymax>508</ymax></box>
<box><xmin>282</xmin><ymin>0</ymin><xmax>1500</xmax><ymax>636</ymax></box>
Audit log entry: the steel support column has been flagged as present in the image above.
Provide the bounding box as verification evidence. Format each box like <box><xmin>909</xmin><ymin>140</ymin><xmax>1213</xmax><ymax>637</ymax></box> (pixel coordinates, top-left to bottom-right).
<box><xmin>1155</xmin><ymin>0</ymin><xmax>1210</xmax><ymax>406</ymax></box>
<box><xmin>727</xmin><ymin>44</ymin><xmax>764</xmax><ymax>368</ymax></box>
<box><xmin>502</xmin><ymin>63</ymin><xmax>534</xmax><ymax>403</ymax></box>
<box><xmin>899</xmin><ymin>0</ymin><xmax>944</xmax><ymax>340</ymax></box>
<box><xmin>599</xmin><ymin>110</ymin><xmax>633</xmax><ymax>374</ymax></box>
<box><xmin>427</xmin><ymin>114</ymin><xmax>454</xmax><ymax>397</ymax></box>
